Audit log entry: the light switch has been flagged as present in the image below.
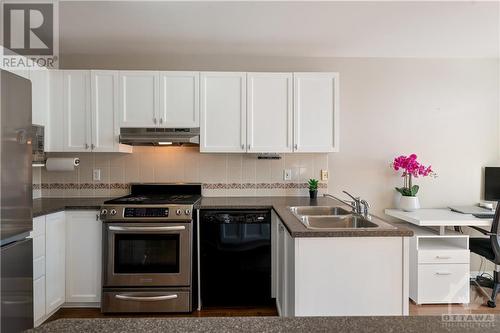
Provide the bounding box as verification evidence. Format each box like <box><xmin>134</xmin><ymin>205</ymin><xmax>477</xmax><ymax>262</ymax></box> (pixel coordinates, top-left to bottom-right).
<box><xmin>283</xmin><ymin>169</ymin><xmax>292</xmax><ymax>181</ymax></box>
<box><xmin>93</xmin><ymin>169</ymin><xmax>101</xmax><ymax>181</ymax></box>
<box><xmin>321</xmin><ymin>169</ymin><xmax>328</xmax><ymax>181</ymax></box>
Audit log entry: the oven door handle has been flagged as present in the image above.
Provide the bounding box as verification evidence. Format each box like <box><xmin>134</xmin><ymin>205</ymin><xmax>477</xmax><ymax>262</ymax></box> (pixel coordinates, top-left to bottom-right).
<box><xmin>108</xmin><ymin>226</ymin><xmax>186</xmax><ymax>232</ymax></box>
<box><xmin>115</xmin><ymin>294</ymin><xmax>178</xmax><ymax>302</ymax></box>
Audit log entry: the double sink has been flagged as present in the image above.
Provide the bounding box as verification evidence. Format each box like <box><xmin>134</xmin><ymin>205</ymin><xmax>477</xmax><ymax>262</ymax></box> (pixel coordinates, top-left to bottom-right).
<box><xmin>289</xmin><ymin>206</ymin><xmax>379</xmax><ymax>230</ymax></box>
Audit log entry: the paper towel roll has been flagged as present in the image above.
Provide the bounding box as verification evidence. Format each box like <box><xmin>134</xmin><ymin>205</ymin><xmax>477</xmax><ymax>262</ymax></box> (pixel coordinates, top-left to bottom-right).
<box><xmin>45</xmin><ymin>158</ymin><xmax>80</xmax><ymax>171</ymax></box>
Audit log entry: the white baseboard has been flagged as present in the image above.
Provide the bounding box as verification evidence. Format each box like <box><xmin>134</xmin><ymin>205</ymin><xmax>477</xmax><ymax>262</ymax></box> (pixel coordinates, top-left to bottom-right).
<box><xmin>63</xmin><ymin>302</ymin><xmax>100</xmax><ymax>308</ymax></box>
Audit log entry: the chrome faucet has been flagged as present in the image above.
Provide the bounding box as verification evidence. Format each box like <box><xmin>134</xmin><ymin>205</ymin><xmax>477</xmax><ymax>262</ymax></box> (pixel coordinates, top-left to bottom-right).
<box><xmin>324</xmin><ymin>191</ymin><xmax>370</xmax><ymax>218</ymax></box>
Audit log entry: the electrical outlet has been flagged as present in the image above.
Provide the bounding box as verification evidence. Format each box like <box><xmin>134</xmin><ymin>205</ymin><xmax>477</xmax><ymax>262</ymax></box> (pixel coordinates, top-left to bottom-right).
<box><xmin>283</xmin><ymin>169</ymin><xmax>292</xmax><ymax>181</ymax></box>
<box><xmin>93</xmin><ymin>169</ymin><xmax>101</xmax><ymax>181</ymax></box>
<box><xmin>321</xmin><ymin>169</ymin><xmax>329</xmax><ymax>181</ymax></box>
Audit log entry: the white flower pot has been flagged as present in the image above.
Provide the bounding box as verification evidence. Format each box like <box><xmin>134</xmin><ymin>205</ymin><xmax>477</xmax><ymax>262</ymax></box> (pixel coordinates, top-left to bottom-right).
<box><xmin>399</xmin><ymin>196</ymin><xmax>420</xmax><ymax>212</ymax></box>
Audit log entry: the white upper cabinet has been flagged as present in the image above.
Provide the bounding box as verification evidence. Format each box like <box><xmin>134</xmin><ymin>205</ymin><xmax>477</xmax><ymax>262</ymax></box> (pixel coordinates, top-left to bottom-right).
<box><xmin>63</xmin><ymin>71</ymin><xmax>91</xmax><ymax>152</ymax></box>
<box><xmin>247</xmin><ymin>73</ymin><xmax>293</xmax><ymax>153</ymax></box>
<box><xmin>47</xmin><ymin>70</ymin><xmax>129</xmax><ymax>153</ymax></box>
<box><xmin>91</xmin><ymin>71</ymin><xmax>118</xmax><ymax>152</ymax></box>
<box><xmin>31</xmin><ymin>69</ymin><xmax>49</xmax><ymax>127</ymax></box>
<box><xmin>159</xmin><ymin>71</ymin><xmax>200</xmax><ymax>128</ymax></box>
<box><xmin>200</xmin><ymin>72</ymin><xmax>247</xmax><ymax>153</ymax></box>
<box><xmin>47</xmin><ymin>70</ymin><xmax>64</xmax><ymax>152</ymax></box>
<box><xmin>118</xmin><ymin>71</ymin><xmax>159</xmax><ymax>127</ymax></box>
<box><xmin>293</xmin><ymin>73</ymin><xmax>339</xmax><ymax>152</ymax></box>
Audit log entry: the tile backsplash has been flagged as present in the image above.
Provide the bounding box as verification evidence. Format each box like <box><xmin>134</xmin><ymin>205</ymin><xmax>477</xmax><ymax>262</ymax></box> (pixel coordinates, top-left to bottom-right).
<box><xmin>33</xmin><ymin>167</ymin><xmax>42</xmax><ymax>199</ymax></box>
<box><xmin>40</xmin><ymin>147</ymin><xmax>328</xmax><ymax>197</ymax></box>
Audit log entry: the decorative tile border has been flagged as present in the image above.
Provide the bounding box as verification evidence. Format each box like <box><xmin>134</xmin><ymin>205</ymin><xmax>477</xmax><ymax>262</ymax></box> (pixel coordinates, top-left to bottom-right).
<box><xmin>202</xmin><ymin>182</ymin><xmax>327</xmax><ymax>190</ymax></box>
<box><xmin>36</xmin><ymin>182</ymin><xmax>327</xmax><ymax>191</ymax></box>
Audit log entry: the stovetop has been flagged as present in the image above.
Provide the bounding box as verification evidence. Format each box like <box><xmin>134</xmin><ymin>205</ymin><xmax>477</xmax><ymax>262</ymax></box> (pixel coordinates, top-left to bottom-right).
<box><xmin>104</xmin><ymin>193</ymin><xmax>201</xmax><ymax>206</ymax></box>
<box><xmin>100</xmin><ymin>184</ymin><xmax>202</xmax><ymax>221</ymax></box>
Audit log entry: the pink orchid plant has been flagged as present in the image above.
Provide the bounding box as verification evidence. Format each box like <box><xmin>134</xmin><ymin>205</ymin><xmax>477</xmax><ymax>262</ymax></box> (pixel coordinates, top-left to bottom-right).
<box><xmin>391</xmin><ymin>154</ymin><xmax>436</xmax><ymax>197</ymax></box>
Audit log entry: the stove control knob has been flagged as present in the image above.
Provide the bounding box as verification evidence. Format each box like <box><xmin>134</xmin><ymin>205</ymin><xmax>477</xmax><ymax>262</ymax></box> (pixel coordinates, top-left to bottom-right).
<box><xmin>100</xmin><ymin>209</ymin><xmax>108</xmax><ymax>216</ymax></box>
<box><xmin>176</xmin><ymin>209</ymin><xmax>182</xmax><ymax>216</ymax></box>
<box><xmin>110</xmin><ymin>209</ymin><xmax>117</xmax><ymax>216</ymax></box>
<box><xmin>185</xmin><ymin>209</ymin><xmax>191</xmax><ymax>215</ymax></box>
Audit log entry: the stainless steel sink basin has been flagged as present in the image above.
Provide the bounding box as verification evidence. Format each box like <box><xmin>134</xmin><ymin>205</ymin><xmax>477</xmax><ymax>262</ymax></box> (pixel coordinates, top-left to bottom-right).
<box><xmin>301</xmin><ymin>215</ymin><xmax>379</xmax><ymax>230</ymax></box>
<box><xmin>289</xmin><ymin>206</ymin><xmax>351</xmax><ymax>217</ymax></box>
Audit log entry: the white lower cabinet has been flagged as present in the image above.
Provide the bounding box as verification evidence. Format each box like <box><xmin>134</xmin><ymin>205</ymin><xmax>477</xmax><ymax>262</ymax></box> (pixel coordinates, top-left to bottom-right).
<box><xmin>32</xmin><ymin>216</ymin><xmax>46</xmax><ymax>327</ymax></box>
<box><xmin>45</xmin><ymin>212</ymin><xmax>66</xmax><ymax>315</ymax></box>
<box><xmin>33</xmin><ymin>277</ymin><xmax>46</xmax><ymax>326</ymax></box>
<box><xmin>273</xmin><ymin>211</ymin><xmax>295</xmax><ymax>316</ymax></box>
<box><xmin>272</xmin><ymin>211</ymin><xmax>408</xmax><ymax>316</ymax></box>
<box><xmin>65</xmin><ymin>211</ymin><xmax>102</xmax><ymax>304</ymax></box>
<box><xmin>33</xmin><ymin>210</ymin><xmax>101</xmax><ymax>326</ymax></box>
<box><xmin>409</xmin><ymin>232</ymin><xmax>470</xmax><ymax>304</ymax></box>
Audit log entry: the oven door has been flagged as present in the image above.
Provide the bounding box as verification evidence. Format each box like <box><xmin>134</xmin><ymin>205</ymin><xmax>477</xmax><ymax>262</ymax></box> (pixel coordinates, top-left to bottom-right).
<box><xmin>104</xmin><ymin>222</ymin><xmax>191</xmax><ymax>287</ymax></box>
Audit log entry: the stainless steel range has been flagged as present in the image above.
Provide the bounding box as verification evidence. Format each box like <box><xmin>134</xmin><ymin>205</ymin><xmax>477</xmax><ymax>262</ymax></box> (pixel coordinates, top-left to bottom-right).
<box><xmin>100</xmin><ymin>184</ymin><xmax>201</xmax><ymax>313</ymax></box>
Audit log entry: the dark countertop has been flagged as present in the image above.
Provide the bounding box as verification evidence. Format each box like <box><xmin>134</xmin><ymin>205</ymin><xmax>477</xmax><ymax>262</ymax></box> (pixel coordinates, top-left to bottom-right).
<box><xmin>199</xmin><ymin>196</ymin><xmax>412</xmax><ymax>238</ymax></box>
<box><xmin>33</xmin><ymin>198</ymin><xmax>112</xmax><ymax>217</ymax></box>
<box><xmin>33</xmin><ymin>196</ymin><xmax>412</xmax><ymax>238</ymax></box>
<box><xmin>29</xmin><ymin>316</ymin><xmax>499</xmax><ymax>333</ymax></box>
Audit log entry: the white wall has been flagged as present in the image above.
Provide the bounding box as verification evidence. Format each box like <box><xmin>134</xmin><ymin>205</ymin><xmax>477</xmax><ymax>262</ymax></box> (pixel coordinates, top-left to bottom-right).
<box><xmin>61</xmin><ymin>55</ymin><xmax>500</xmax><ymax>216</ymax></box>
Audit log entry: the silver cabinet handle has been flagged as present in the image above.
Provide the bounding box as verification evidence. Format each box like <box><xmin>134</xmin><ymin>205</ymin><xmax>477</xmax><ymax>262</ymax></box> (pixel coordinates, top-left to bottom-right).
<box><xmin>248</xmin><ymin>144</ymin><xmax>251</xmax><ymax>150</ymax></box>
<box><xmin>85</xmin><ymin>143</ymin><xmax>89</xmax><ymax>149</ymax></box>
<box><xmin>91</xmin><ymin>143</ymin><xmax>95</xmax><ymax>150</ymax></box>
<box><xmin>159</xmin><ymin>118</ymin><xmax>163</xmax><ymax>124</ymax></box>
<box><xmin>115</xmin><ymin>294</ymin><xmax>178</xmax><ymax>302</ymax></box>
<box><xmin>109</xmin><ymin>226</ymin><xmax>185</xmax><ymax>232</ymax></box>
<box><xmin>294</xmin><ymin>144</ymin><xmax>298</xmax><ymax>150</ymax></box>
<box><xmin>153</xmin><ymin>118</ymin><xmax>157</xmax><ymax>124</ymax></box>
<box><xmin>435</xmin><ymin>256</ymin><xmax>451</xmax><ymax>259</ymax></box>
<box><xmin>241</xmin><ymin>144</ymin><xmax>245</xmax><ymax>150</ymax></box>
<box><xmin>435</xmin><ymin>271</ymin><xmax>452</xmax><ymax>276</ymax></box>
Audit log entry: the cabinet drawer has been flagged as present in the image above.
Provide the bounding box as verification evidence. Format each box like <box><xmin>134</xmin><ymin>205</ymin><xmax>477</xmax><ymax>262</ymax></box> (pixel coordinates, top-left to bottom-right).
<box><xmin>418</xmin><ymin>264</ymin><xmax>469</xmax><ymax>304</ymax></box>
<box><xmin>33</xmin><ymin>256</ymin><xmax>45</xmax><ymax>280</ymax></box>
<box><xmin>33</xmin><ymin>234</ymin><xmax>46</xmax><ymax>259</ymax></box>
<box><xmin>102</xmin><ymin>290</ymin><xmax>191</xmax><ymax>313</ymax></box>
<box><xmin>418</xmin><ymin>250</ymin><xmax>469</xmax><ymax>264</ymax></box>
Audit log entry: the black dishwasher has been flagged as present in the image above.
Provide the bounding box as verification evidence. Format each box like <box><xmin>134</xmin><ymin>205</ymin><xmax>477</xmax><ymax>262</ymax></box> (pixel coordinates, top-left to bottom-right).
<box><xmin>200</xmin><ymin>210</ymin><xmax>272</xmax><ymax>307</ymax></box>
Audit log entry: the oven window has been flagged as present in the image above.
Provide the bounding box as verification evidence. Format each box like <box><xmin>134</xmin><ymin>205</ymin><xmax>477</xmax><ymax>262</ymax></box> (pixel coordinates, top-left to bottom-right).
<box><xmin>114</xmin><ymin>234</ymin><xmax>180</xmax><ymax>273</ymax></box>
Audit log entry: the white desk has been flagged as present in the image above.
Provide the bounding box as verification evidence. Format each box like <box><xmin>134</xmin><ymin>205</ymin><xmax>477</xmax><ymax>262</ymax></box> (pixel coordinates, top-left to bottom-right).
<box><xmin>385</xmin><ymin>208</ymin><xmax>493</xmax><ymax>305</ymax></box>
<box><xmin>385</xmin><ymin>208</ymin><xmax>492</xmax><ymax>235</ymax></box>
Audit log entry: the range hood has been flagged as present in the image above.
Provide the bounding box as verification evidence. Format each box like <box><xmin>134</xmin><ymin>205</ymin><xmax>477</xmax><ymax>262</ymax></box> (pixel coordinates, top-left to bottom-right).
<box><xmin>119</xmin><ymin>127</ymin><xmax>200</xmax><ymax>146</ymax></box>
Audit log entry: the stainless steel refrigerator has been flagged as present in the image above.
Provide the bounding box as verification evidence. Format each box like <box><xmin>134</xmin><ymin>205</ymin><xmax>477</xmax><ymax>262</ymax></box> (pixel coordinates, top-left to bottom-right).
<box><xmin>0</xmin><ymin>69</ymin><xmax>34</xmax><ymax>332</ymax></box>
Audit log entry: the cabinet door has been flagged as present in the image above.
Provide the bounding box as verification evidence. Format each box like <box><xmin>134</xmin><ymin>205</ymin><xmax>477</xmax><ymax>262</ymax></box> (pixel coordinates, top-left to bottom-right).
<box><xmin>159</xmin><ymin>71</ymin><xmax>199</xmax><ymax>128</ymax></box>
<box><xmin>31</xmin><ymin>69</ymin><xmax>49</xmax><ymax>127</ymax></box>
<box><xmin>91</xmin><ymin>71</ymin><xmax>118</xmax><ymax>152</ymax></box>
<box><xmin>293</xmin><ymin>73</ymin><xmax>339</xmax><ymax>152</ymax></box>
<box><xmin>247</xmin><ymin>73</ymin><xmax>292</xmax><ymax>153</ymax></box>
<box><xmin>65</xmin><ymin>211</ymin><xmax>102</xmax><ymax>303</ymax></box>
<box><xmin>271</xmin><ymin>211</ymin><xmax>279</xmax><ymax>299</ymax></box>
<box><xmin>277</xmin><ymin>221</ymin><xmax>286</xmax><ymax>316</ymax></box>
<box><xmin>32</xmin><ymin>216</ymin><xmax>46</xmax><ymax>326</ymax></box>
<box><xmin>45</xmin><ymin>212</ymin><xmax>65</xmax><ymax>314</ymax></box>
<box><xmin>200</xmin><ymin>72</ymin><xmax>247</xmax><ymax>153</ymax></box>
<box><xmin>33</xmin><ymin>276</ymin><xmax>46</xmax><ymax>327</ymax></box>
<box><xmin>63</xmin><ymin>71</ymin><xmax>91</xmax><ymax>152</ymax></box>
<box><xmin>118</xmin><ymin>71</ymin><xmax>159</xmax><ymax>127</ymax></box>
<box><xmin>47</xmin><ymin>70</ymin><xmax>64</xmax><ymax>152</ymax></box>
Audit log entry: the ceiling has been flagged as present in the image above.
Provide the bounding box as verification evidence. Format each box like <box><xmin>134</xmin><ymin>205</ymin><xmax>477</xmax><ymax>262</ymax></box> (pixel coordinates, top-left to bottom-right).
<box><xmin>59</xmin><ymin>1</ymin><xmax>500</xmax><ymax>58</ymax></box>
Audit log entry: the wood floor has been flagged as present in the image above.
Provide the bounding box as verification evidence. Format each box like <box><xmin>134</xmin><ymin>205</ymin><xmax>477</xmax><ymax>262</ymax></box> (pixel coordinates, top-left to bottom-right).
<box><xmin>46</xmin><ymin>305</ymin><xmax>278</xmax><ymax>323</ymax></box>
<box><xmin>409</xmin><ymin>287</ymin><xmax>500</xmax><ymax>315</ymax></box>
<box><xmin>45</xmin><ymin>286</ymin><xmax>500</xmax><ymax>324</ymax></box>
